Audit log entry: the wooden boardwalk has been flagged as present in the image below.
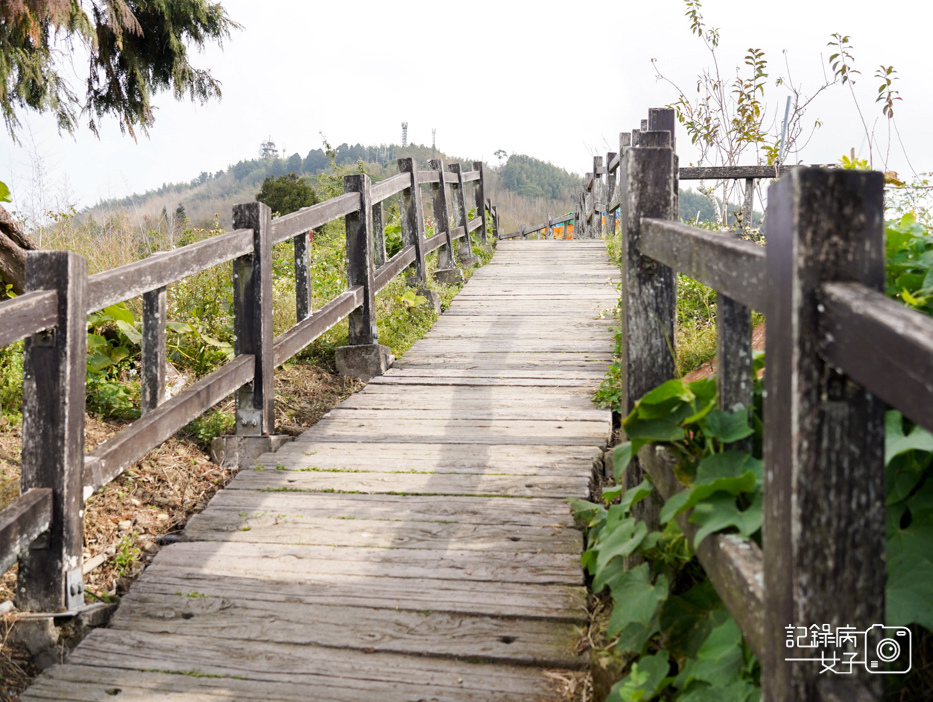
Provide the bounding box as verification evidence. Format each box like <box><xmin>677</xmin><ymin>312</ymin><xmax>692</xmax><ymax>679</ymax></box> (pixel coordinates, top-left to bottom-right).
<box><xmin>24</xmin><ymin>240</ymin><xmax>619</xmax><ymax>701</ymax></box>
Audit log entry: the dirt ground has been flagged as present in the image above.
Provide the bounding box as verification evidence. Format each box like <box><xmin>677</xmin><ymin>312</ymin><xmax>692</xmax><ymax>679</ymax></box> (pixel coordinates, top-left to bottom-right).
<box><xmin>0</xmin><ymin>360</ymin><xmax>362</xmax><ymax>700</ymax></box>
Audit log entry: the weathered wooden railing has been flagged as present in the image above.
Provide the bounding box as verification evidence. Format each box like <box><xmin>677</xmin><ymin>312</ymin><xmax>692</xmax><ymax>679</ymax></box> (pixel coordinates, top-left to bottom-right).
<box><xmin>547</xmin><ymin>107</ymin><xmax>930</xmax><ymax>701</ymax></box>
<box><xmin>0</xmin><ymin>156</ymin><xmax>494</xmax><ymax>615</ymax></box>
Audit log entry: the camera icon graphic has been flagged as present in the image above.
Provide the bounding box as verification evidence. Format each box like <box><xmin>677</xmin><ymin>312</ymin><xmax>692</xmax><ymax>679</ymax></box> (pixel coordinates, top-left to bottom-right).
<box><xmin>863</xmin><ymin>625</ymin><xmax>912</xmax><ymax>673</ymax></box>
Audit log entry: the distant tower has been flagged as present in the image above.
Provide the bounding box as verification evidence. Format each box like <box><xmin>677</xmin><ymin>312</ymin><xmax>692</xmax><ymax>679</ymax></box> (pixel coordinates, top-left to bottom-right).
<box><xmin>259</xmin><ymin>136</ymin><xmax>278</xmax><ymax>159</ymax></box>
<box><xmin>432</xmin><ymin>128</ymin><xmax>436</xmax><ymax>159</ymax></box>
<box><xmin>401</xmin><ymin>122</ymin><xmax>408</xmax><ymax>148</ymax></box>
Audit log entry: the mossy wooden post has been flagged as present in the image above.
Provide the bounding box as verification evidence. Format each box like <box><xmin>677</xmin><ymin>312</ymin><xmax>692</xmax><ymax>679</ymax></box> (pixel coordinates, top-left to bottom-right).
<box><xmin>232</xmin><ymin>202</ymin><xmax>274</xmax><ymax>436</ymax></box>
<box><xmin>593</xmin><ymin>156</ymin><xmax>604</xmax><ymax>237</ymax></box>
<box><xmin>141</xmin><ymin>271</ymin><xmax>167</xmax><ymax>415</ymax></box>
<box><xmin>18</xmin><ymin>251</ymin><xmax>86</xmax><ymax>612</ymax></box>
<box><xmin>336</xmin><ymin>173</ymin><xmax>392</xmax><ymax>380</ymax></box>
<box><xmin>619</xmin><ymin>130</ymin><xmax>676</xmax><ymax>550</ymax></box>
<box><xmin>472</xmin><ymin>161</ymin><xmax>490</xmax><ymax>247</ymax></box>
<box><xmin>448</xmin><ymin>163</ymin><xmax>476</xmax><ymax>265</ymax></box>
<box><xmin>605</xmin><ymin>152</ymin><xmax>618</xmax><ymax>238</ymax></box>
<box><xmin>397</xmin><ymin>158</ymin><xmax>427</xmax><ymax>285</ymax></box>
<box><xmin>763</xmin><ymin>169</ymin><xmax>886</xmax><ymax>701</ymax></box>
<box><xmin>546</xmin><ymin>213</ymin><xmax>553</xmax><ymax>239</ymax></box>
<box><xmin>293</xmin><ymin>230</ymin><xmax>312</xmax><ymax>321</ymax></box>
<box><xmin>372</xmin><ymin>200</ymin><xmax>386</xmax><ymax>268</ymax></box>
<box><xmin>429</xmin><ymin>158</ymin><xmax>462</xmax><ymax>285</ymax></box>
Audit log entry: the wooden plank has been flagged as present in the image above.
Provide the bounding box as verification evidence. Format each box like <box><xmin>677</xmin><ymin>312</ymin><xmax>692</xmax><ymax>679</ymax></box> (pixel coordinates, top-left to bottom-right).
<box><xmin>86</xmin><ymin>229</ymin><xmax>253</xmax><ymax>313</ymax></box>
<box><xmin>366</xmin><ymin>375</ymin><xmax>606</xmax><ymax>387</ymax></box>
<box><xmin>83</xmin><ymin>356</ymin><xmax>254</xmax><ymax>493</ymax></box>
<box><xmin>0</xmin><ymin>488</ymin><xmax>52</xmax><ymax>575</ymax></box>
<box><xmin>371</xmin><ymin>172</ymin><xmax>410</xmax><ymax>203</ymax></box>
<box><xmin>679</xmin><ymin>164</ymin><xmax>789</xmax><ymax>180</ymax></box>
<box><xmin>108</xmin><ymin>591</ymin><xmax>585</xmax><ymax>668</ymax></box>
<box><xmin>639</xmin><ymin>218</ymin><xmax>767</xmax><ymax>311</ymax></box>
<box><xmin>819</xmin><ymin>282</ymin><xmax>933</xmax><ymax>434</ymax></box>
<box><xmin>272</xmin><ymin>288</ymin><xmax>362</xmax><ymax>366</ymax></box>
<box><xmin>383</xmin><ymin>368</ymin><xmax>607</xmax><ymax>379</ymax></box>
<box><xmin>0</xmin><ymin>289</ymin><xmax>57</xmax><ymax>348</ymax></box>
<box><xmin>227</xmin><ymin>468</ymin><xmax>590</xmax><ymax>497</ymax></box>
<box><xmin>130</xmin><ymin>565</ymin><xmax>587</xmax><ymax>620</ymax></box>
<box><xmin>197</xmin><ymin>490</ymin><xmax>581</xmax><ymax>527</ymax></box>
<box><xmin>325</xmin><ymin>406</ymin><xmax>608</xmax><ymax>422</ymax></box>
<box><xmin>142</xmin><ymin>541</ymin><xmax>584</xmax><ymax>585</ymax></box>
<box><xmin>184</xmin><ymin>510</ymin><xmax>582</xmax><ymax>554</ymax></box>
<box><xmin>50</xmin><ymin>631</ymin><xmax>567</xmax><ymax>698</ymax></box>
<box><xmin>373</xmin><ymin>245</ymin><xmax>416</xmax><ymax>292</ymax></box>
<box><xmin>268</xmin><ymin>192</ymin><xmax>360</xmax><ymax>245</ymax></box>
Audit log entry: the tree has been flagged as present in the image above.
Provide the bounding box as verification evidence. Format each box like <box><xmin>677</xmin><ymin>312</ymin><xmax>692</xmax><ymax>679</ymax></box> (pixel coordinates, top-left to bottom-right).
<box><xmin>0</xmin><ymin>0</ymin><xmax>237</xmax><ymax>294</ymax></box>
<box><xmin>256</xmin><ymin>174</ymin><xmax>318</xmax><ymax>217</ymax></box>
<box><xmin>0</xmin><ymin>0</ymin><xmax>239</xmax><ymax>139</ymax></box>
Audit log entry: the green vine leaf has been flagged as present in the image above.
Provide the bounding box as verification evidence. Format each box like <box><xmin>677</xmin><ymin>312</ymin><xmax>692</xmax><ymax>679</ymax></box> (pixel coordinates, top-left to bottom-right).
<box><xmin>698</xmin><ymin>408</ymin><xmax>754</xmax><ymax>443</ymax></box>
<box><xmin>606</xmin><ymin>564</ymin><xmax>670</xmax><ymax>641</ymax></box>
<box><xmin>607</xmin><ymin>651</ymin><xmax>671</xmax><ymax>702</ymax></box>
<box><xmin>689</xmin><ymin>492</ymin><xmax>763</xmax><ymax>547</ymax></box>
<box><xmin>659</xmin><ymin>580</ymin><xmax>726</xmax><ymax>661</ymax></box>
<box><xmin>660</xmin><ymin>452</ymin><xmax>761</xmax><ymax>524</ymax></box>
<box><xmin>674</xmin><ymin>615</ymin><xmax>744</xmax><ymax>689</ymax></box>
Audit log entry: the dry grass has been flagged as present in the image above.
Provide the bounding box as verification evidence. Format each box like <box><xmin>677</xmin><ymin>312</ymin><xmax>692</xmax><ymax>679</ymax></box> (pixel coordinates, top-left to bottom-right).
<box><xmin>0</xmin><ymin>359</ymin><xmax>361</xmax><ymax>700</ymax></box>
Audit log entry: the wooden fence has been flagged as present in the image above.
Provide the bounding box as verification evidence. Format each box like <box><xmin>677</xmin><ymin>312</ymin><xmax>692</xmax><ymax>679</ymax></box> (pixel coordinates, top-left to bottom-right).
<box><xmin>544</xmin><ymin>107</ymin><xmax>933</xmax><ymax>701</ymax></box>
<box><xmin>0</xmin><ymin>156</ymin><xmax>494</xmax><ymax>614</ymax></box>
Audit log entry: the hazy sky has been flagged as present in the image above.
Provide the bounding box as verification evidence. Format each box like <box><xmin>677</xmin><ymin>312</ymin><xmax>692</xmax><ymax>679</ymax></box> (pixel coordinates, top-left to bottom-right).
<box><xmin>1</xmin><ymin>0</ymin><xmax>930</xmax><ymax>215</ymax></box>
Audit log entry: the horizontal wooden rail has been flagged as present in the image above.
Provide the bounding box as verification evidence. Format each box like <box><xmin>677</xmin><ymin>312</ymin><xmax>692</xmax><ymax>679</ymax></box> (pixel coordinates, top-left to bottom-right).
<box><xmin>371</xmin><ymin>173</ymin><xmax>411</xmax><ymax>204</ymax></box>
<box><xmin>639</xmin><ymin>446</ymin><xmax>765</xmax><ymax>659</ymax></box>
<box><xmin>608</xmin><ymin>154</ymin><xmax>620</xmax><ymax>172</ymax></box>
<box><xmin>87</xmin><ymin>229</ymin><xmax>253</xmax><ymax>313</ymax></box>
<box><xmin>639</xmin><ymin>219</ymin><xmax>767</xmax><ymax>311</ymax></box>
<box><xmin>83</xmin><ymin>355</ymin><xmax>255</xmax><ymax>494</ymax></box>
<box><xmin>467</xmin><ymin>216</ymin><xmax>483</xmax><ymax>233</ymax></box>
<box><xmin>450</xmin><ymin>225</ymin><xmax>466</xmax><ymax>240</ymax></box>
<box><xmin>443</xmin><ymin>172</ymin><xmax>459</xmax><ymax>184</ymax></box>
<box><xmin>0</xmin><ymin>290</ymin><xmax>58</xmax><ymax>347</ymax></box>
<box><xmin>461</xmin><ymin>171</ymin><xmax>481</xmax><ymax>182</ymax></box>
<box><xmin>679</xmin><ymin>165</ymin><xmax>790</xmax><ymax>180</ymax></box>
<box><xmin>374</xmin><ymin>246</ymin><xmax>417</xmax><ymax>293</ymax></box>
<box><xmin>417</xmin><ymin>170</ymin><xmax>441</xmax><ymax>184</ymax></box>
<box><xmin>273</xmin><ymin>288</ymin><xmax>363</xmax><ymax>367</ymax></box>
<box><xmin>424</xmin><ymin>233</ymin><xmax>446</xmax><ymax>254</ymax></box>
<box><xmin>270</xmin><ymin>192</ymin><xmax>360</xmax><ymax>245</ymax></box>
<box><xmin>819</xmin><ymin>282</ymin><xmax>933</xmax><ymax>433</ymax></box>
<box><xmin>0</xmin><ymin>488</ymin><xmax>53</xmax><ymax>575</ymax></box>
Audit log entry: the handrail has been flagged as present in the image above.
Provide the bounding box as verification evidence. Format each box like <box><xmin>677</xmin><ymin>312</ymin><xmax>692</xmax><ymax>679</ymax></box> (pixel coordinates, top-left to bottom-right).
<box><xmin>0</xmin><ymin>154</ymin><xmax>495</xmax><ymax>612</ymax></box>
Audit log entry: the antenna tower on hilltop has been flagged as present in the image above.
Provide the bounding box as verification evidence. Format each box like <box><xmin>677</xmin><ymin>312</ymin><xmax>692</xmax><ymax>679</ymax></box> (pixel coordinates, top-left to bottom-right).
<box><xmin>401</xmin><ymin>122</ymin><xmax>408</xmax><ymax>148</ymax></box>
<box><xmin>259</xmin><ymin>136</ymin><xmax>278</xmax><ymax>159</ymax></box>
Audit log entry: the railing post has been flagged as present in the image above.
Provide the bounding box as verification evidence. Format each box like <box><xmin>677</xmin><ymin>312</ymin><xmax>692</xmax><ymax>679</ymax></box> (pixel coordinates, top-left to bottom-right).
<box><xmin>546</xmin><ymin>213</ymin><xmax>553</xmax><ymax>239</ymax></box>
<box><xmin>763</xmin><ymin>169</ymin><xmax>886</xmax><ymax>701</ymax></box>
<box><xmin>232</xmin><ymin>202</ymin><xmax>274</xmax><ymax>436</ymax></box>
<box><xmin>18</xmin><ymin>251</ymin><xmax>86</xmax><ymax>612</ymax></box>
<box><xmin>429</xmin><ymin>158</ymin><xmax>463</xmax><ymax>285</ymax></box>
<box><xmin>372</xmin><ymin>200</ymin><xmax>386</xmax><ymax>268</ymax></box>
<box><xmin>448</xmin><ymin>163</ymin><xmax>477</xmax><ymax>265</ymax></box>
<box><xmin>605</xmin><ymin>151</ymin><xmax>618</xmax><ymax>238</ymax></box>
<box><xmin>593</xmin><ymin>156</ymin><xmax>604</xmax><ymax>237</ymax></box>
<box><xmin>397</xmin><ymin>157</ymin><xmax>440</xmax><ymax>312</ymax></box>
<box><xmin>294</xmin><ymin>230</ymin><xmax>312</xmax><ymax>322</ymax></box>
<box><xmin>141</xmin><ymin>272</ymin><xmax>167</xmax><ymax>415</ymax></box>
<box><xmin>619</xmin><ymin>129</ymin><xmax>676</xmax><ymax>554</ymax></box>
<box><xmin>336</xmin><ymin>173</ymin><xmax>393</xmax><ymax>380</ymax></box>
<box><xmin>472</xmin><ymin>161</ymin><xmax>492</xmax><ymax>249</ymax></box>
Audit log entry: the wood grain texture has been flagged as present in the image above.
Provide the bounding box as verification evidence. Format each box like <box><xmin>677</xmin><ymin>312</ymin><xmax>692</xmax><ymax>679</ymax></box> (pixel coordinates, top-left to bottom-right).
<box><xmin>26</xmin><ymin>240</ymin><xmax>615</xmax><ymax>700</ymax></box>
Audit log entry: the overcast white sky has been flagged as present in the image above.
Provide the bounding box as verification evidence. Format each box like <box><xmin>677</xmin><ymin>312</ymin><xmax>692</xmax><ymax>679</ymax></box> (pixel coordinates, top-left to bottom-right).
<box><xmin>1</xmin><ymin>0</ymin><xmax>930</xmax><ymax>213</ymax></box>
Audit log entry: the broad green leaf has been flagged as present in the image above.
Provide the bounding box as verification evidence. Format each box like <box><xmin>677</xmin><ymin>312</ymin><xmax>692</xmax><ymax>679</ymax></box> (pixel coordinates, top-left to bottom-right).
<box><xmin>659</xmin><ymin>580</ymin><xmax>725</xmax><ymax>660</ymax></box>
<box><xmin>613</xmin><ymin>442</ymin><xmax>633</xmax><ymax>480</ymax></box>
<box><xmin>689</xmin><ymin>492</ymin><xmax>763</xmax><ymax>546</ymax></box>
<box><xmin>86</xmin><ymin>333</ymin><xmax>110</xmax><ymax>354</ymax></box>
<box><xmin>699</xmin><ymin>408</ymin><xmax>754</xmax><ymax>443</ymax></box>
<box><xmin>593</xmin><ymin>519</ymin><xmax>649</xmax><ymax>591</ymax></box>
<box><xmin>602</xmin><ymin>485</ymin><xmax>624</xmax><ymax>504</ymax></box>
<box><xmin>660</xmin><ymin>452</ymin><xmax>759</xmax><ymax>524</ymax></box>
<box><xmin>107</xmin><ymin>346</ymin><xmax>129</xmax><ymax>364</ymax></box>
<box><xmin>115</xmin><ymin>320</ymin><xmax>142</xmax><ymax>345</ymax></box>
<box><xmin>607</xmin><ymin>652</ymin><xmax>671</xmax><ymax>702</ymax></box>
<box><xmin>887</xmin><ymin>521</ymin><xmax>933</xmax><ymax>629</ymax></box>
<box><xmin>885</xmin><ymin>410</ymin><xmax>933</xmax><ymax>466</ymax></box>
<box><xmin>674</xmin><ymin>616</ymin><xmax>743</xmax><ymax>689</ymax></box>
<box><xmin>606</xmin><ymin>565</ymin><xmax>669</xmax><ymax>639</ymax></box>
<box><xmin>0</xmin><ymin>180</ymin><xmax>10</xmax><ymax>202</ymax></box>
<box><xmin>677</xmin><ymin>681</ymin><xmax>760</xmax><ymax>702</ymax></box>
<box><xmin>614</xmin><ymin>620</ymin><xmax>659</xmax><ymax>656</ymax></box>
<box><xmin>87</xmin><ymin>353</ymin><xmax>113</xmax><ymax>371</ymax></box>
<box><xmin>618</xmin><ymin>479</ymin><xmax>653</xmax><ymax>514</ymax></box>
<box><xmin>624</xmin><ymin>416</ymin><xmax>685</xmax><ymax>442</ymax></box>
<box><xmin>166</xmin><ymin>321</ymin><xmax>193</xmax><ymax>333</ymax></box>
<box><xmin>566</xmin><ymin>498</ymin><xmax>605</xmax><ymax>529</ymax></box>
<box><xmin>103</xmin><ymin>303</ymin><xmax>134</xmax><ymax>325</ymax></box>
<box><xmin>696</xmin><ymin>451</ymin><xmax>762</xmax><ymax>485</ymax></box>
